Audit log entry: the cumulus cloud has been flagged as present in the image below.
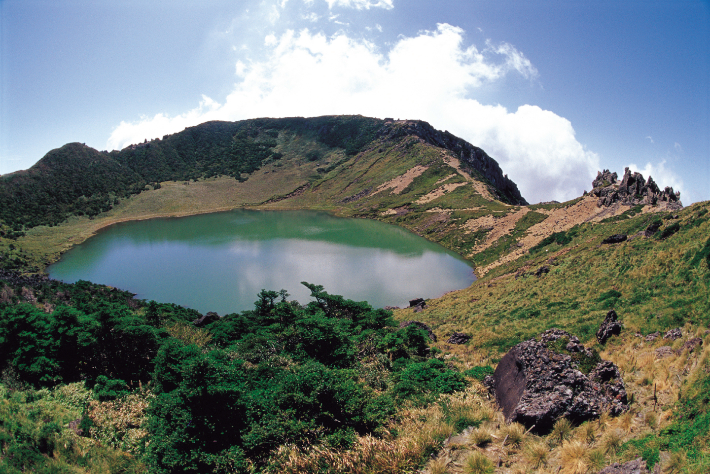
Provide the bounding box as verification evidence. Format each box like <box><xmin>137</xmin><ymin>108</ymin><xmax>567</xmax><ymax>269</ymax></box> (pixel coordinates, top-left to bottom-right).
<box><xmin>107</xmin><ymin>23</ymin><xmax>599</xmax><ymax>203</ymax></box>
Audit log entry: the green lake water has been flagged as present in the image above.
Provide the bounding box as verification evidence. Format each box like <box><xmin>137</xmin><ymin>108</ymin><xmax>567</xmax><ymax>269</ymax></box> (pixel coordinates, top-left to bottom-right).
<box><xmin>48</xmin><ymin>210</ymin><xmax>475</xmax><ymax>314</ymax></box>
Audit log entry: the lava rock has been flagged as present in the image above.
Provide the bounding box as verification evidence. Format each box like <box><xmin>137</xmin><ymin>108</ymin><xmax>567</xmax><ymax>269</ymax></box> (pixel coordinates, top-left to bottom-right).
<box><xmin>487</xmin><ymin>329</ymin><xmax>628</xmax><ymax>434</ymax></box>
<box><xmin>663</xmin><ymin>328</ymin><xmax>682</xmax><ymax>340</ymax></box>
<box><xmin>534</xmin><ymin>265</ymin><xmax>550</xmax><ymax>277</ymax></box>
<box><xmin>645</xmin><ymin>332</ymin><xmax>660</xmax><ymax>342</ymax></box>
<box><xmin>655</xmin><ymin>346</ymin><xmax>674</xmax><ymax>359</ymax></box>
<box><xmin>681</xmin><ymin>337</ymin><xmax>703</xmax><ymax>353</ymax></box>
<box><xmin>409</xmin><ymin>298</ymin><xmax>425</xmax><ymax>308</ymax></box>
<box><xmin>597</xmin><ymin>309</ymin><xmax>622</xmax><ymax>344</ymax></box>
<box><xmin>602</xmin><ymin>234</ymin><xmax>628</xmax><ymax>244</ymax></box>
<box><xmin>446</xmin><ymin>332</ymin><xmax>472</xmax><ymax>344</ymax></box>
<box><xmin>644</xmin><ymin>220</ymin><xmax>662</xmax><ymax>238</ymax></box>
<box><xmin>398</xmin><ymin>320</ymin><xmax>437</xmax><ymax>342</ymax></box>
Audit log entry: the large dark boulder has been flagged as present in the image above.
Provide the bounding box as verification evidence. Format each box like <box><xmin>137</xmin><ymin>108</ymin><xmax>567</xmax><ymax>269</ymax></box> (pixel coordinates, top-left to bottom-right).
<box><xmin>487</xmin><ymin>329</ymin><xmax>628</xmax><ymax>433</ymax></box>
<box><xmin>597</xmin><ymin>309</ymin><xmax>622</xmax><ymax>344</ymax></box>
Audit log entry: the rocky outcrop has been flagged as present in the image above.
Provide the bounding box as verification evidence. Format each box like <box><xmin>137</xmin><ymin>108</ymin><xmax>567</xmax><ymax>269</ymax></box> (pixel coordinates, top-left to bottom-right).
<box><xmin>446</xmin><ymin>332</ymin><xmax>472</xmax><ymax>344</ymax></box>
<box><xmin>597</xmin><ymin>310</ymin><xmax>622</xmax><ymax>344</ymax></box>
<box><xmin>398</xmin><ymin>320</ymin><xmax>437</xmax><ymax>342</ymax></box>
<box><xmin>486</xmin><ymin>329</ymin><xmax>628</xmax><ymax>433</ymax></box>
<box><xmin>378</xmin><ymin>120</ymin><xmax>527</xmax><ymax>205</ymax></box>
<box><xmin>590</xmin><ymin>168</ymin><xmax>682</xmax><ymax>209</ymax></box>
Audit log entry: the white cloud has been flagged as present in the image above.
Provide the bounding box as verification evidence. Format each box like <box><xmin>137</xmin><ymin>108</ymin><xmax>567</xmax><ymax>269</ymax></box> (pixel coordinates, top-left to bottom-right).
<box><xmin>325</xmin><ymin>0</ymin><xmax>394</xmax><ymax>10</ymax></box>
<box><xmin>485</xmin><ymin>40</ymin><xmax>538</xmax><ymax>80</ymax></box>
<box><xmin>107</xmin><ymin>23</ymin><xmax>599</xmax><ymax>203</ymax></box>
<box><xmin>646</xmin><ymin>135</ymin><xmax>654</xmax><ymax>143</ymax></box>
<box><xmin>674</xmin><ymin>142</ymin><xmax>683</xmax><ymax>153</ymax></box>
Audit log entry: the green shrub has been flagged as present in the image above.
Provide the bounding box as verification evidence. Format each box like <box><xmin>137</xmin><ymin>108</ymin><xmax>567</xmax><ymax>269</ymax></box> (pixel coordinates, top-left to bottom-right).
<box><xmin>464</xmin><ymin>366</ymin><xmax>494</xmax><ymax>381</ymax></box>
<box><xmin>393</xmin><ymin>359</ymin><xmax>466</xmax><ymax>400</ymax></box>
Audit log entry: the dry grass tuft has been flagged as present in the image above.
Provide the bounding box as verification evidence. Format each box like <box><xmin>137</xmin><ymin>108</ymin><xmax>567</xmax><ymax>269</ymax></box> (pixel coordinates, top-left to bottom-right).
<box><xmin>558</xmin><ymin>440</ymin><xmax>588</xmax><ymax>474</ymax></box>
<box><xmin>576</xmin><ymin>421</ymin><xmax>596</xmax><ymax>446</ymax></box>
<box><xmin>585</xmin><ymin>448</ymin><xmax>606</xmax><ymax>471</ymax></box>
<box><xmin>502</xmin><ymin>422</ymin><xmax>527</xmax><ymax>448</ymax></box>
<box><xmin>468</xmin><ymin>426</ymin><xmax>493</xmax><ymax>447</ymax></box>
<box><xmin>549</xmin><ymin>417</ymin><xmax>573</xmax><ymax>446</ymax></box>
<box><xmin>524</xmin><ymin>440</ymin><xmax>549</xmax><ymax>468</ymax></box>
<box><xmin>427</xmin><ymin>454</ymin><xmax>451</xmax><ymax>474</ymax></box>
<box><xmin>462</xmin><ymin>451</ymin><xmax>495</xmax><ymax>474</ymax></box>
<box><xmin>644</xmin><ymin>411</ymin><xmax>658</xmax><ymax>430</ymax></box>
<box><xmin>601</xmin><ymin>429</ymin><xmax>624</xmax><ymax>455</ymax></box>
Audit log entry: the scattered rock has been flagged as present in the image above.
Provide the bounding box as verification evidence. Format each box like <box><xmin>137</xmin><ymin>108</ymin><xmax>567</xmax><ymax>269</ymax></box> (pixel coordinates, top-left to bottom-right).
<box><xmin>681</xmin><ymin>337</ymin><xmax>703</xmax><ymax>354</ymax></box>
<box><xmin>655</xmin><ymin>346</ymin><xmax>674</xmax><ymax>359</ymax></box>
<box><xmin>645</xmin><ymin>332</ymin><xmax>660</xmax><ymax>342</ymax></box>
<box><xmin>602</xmin><ymin>234</ymin><xmax>628</xmax><ymax>244</ymax></box>
<box><xmin>597</xmin><ymin>309</ymin><xmax>622</xmax><ymax>344</ymax></box>
<box><xmin>398</xmin><ymin>320</ymin><xmax>437</xmax><ymax>342</ymax></box>
<box><xmin>663</xmin><ymin>328</ymin><xmax>682</xmax><ymax>340</ymax></box>
<box><xmin>446</xmin><ymin>332</ymin><xmax>472</xmax><ymax>344</ymax></box>
<box><xmin>193</xmin><ymin>311</ymin><xmax>220</xmax><ymax>327</ymax></box>
<box><xmin>383</xmin><ymin>305</ymin><xmax>400</xmax><ymax>311</ymax></box>
<box><xmin>598</xmin><ymin>457</ymin><xmax>651</xmax><ymax>474</ymax></box>
<box><xmin>534</xmin><ymin>265</ymin><xmax>550</xmax><ymax>277</ymax></box>
<box><xmin>487</xmin><ymin>329</ymin><xmax>628</xmax><ymax>433</ymax></box>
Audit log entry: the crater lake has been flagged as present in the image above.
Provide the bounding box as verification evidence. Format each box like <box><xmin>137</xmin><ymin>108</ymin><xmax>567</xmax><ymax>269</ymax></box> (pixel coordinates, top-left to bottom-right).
<box><xmin>48</xmin><ymin>210</ymin><xmax>475</xmax><ymax>314</ymax></box>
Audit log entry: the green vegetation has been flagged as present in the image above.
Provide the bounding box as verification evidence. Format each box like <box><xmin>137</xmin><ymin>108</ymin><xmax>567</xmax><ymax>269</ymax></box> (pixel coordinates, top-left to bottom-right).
<box><xmin>1</xmin><ymin>280</ymin><xmax>469</xmax><ymax>473</ymax></box>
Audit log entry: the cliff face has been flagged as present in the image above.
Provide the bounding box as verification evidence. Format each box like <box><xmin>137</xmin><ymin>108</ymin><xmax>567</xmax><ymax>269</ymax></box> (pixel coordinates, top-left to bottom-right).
<box><xmin>378</xmin><ymin>120</ymin><xmax>527</xmax><ymax>205</ymax></box>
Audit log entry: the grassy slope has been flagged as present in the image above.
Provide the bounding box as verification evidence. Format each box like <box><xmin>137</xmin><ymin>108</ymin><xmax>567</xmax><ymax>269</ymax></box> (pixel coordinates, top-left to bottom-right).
<box><xmin>395</xmin><ymin>201</ymin><xmax>710</xmax><ymax>473</ymax></box>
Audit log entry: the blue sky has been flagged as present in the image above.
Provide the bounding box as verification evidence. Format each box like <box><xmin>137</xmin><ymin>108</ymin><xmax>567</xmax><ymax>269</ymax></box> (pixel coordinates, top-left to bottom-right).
<box><xmin>1</xmin><ymin>0</ymin><xmax>708</xmax><ymax>204</ymax></box>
